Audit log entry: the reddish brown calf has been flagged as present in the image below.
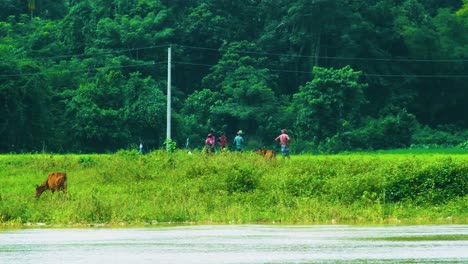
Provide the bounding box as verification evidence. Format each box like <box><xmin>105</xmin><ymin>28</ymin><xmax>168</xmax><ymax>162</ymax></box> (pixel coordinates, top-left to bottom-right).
<box><xmin>257</xmin><ymin>147</ymin><xmax>276</xmax><ymax>160</ymax></box>
<box><xmin>35</xmin><ymin>172</ymin><xmax>67</xmax><ymax>198</ymax></box>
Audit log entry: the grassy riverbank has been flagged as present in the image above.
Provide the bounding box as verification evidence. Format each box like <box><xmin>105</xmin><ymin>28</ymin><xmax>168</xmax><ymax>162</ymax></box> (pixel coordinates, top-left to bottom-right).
<box><xmin>1</xmin><ymin>150</ymin><xmax>467</xmax><ymax>227</ymax></box>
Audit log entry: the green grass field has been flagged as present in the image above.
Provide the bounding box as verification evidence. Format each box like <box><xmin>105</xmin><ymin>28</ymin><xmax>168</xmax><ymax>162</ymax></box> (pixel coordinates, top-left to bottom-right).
<box><xmin>0</xmin><ymin>150</ymin><xmax>467</xmax><ymax>227</ymax></box>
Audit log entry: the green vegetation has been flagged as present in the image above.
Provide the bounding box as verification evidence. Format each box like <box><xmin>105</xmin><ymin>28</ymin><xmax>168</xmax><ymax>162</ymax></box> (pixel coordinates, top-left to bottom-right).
<box><xmin>1</xmin><ymin>1</ymin><xmax>467</xmax><ymax>153</ymax></box>
<box><xmin>1</xmin><ymin>151</ymin><xmax>466</xmax><ymax>227</ymax></box>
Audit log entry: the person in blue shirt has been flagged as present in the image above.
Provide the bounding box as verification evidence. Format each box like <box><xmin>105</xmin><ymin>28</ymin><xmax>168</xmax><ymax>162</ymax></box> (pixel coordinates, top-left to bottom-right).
<box><xmin>138</xmin><ymin>143</ymin><xmax>143</xmax><ymax>154</ymax></box>
<box><xmin>233</xmin><ymin>130</ymin><xmax>244</xmax><ymax>151</ymax></box>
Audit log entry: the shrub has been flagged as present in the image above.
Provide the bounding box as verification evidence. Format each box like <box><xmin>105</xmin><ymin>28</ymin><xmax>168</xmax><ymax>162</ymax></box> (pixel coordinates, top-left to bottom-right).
<box><xmin>457</xmin><ymin>141</ymin><xmax>468</xmax><ymax>149</ymax></box>
<box><xmin>317</xmin><ymin>109</ymin><xmax>418</xmax><ymax>153</ymax></box>
<box><xmin>385</xmin><ymin>158</ymin><xmax>467</xmax><ymax>204</ymax></box>
<box><xmin>412</xmin><ymin>126</ymin><xmax>468</xmax><ymax>147</ymax></box>
<box><xmin>226</xmin><ymin>164</ymin><xmax>261</xmax><ymax>193</ymax></box>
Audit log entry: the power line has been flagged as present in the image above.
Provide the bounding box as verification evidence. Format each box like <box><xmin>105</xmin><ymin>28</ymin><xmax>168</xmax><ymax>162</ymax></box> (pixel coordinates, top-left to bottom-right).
<box><xmin>364</xmin><ymin>73</ymin><xmax>468</xmax><ymax>78</ymax></box>
<box><xmin>173</xmin><ymin>61</ymin><xmax>311</xmax><ymax>74</ymax></box>
<box><xmin>0</xmin><ymin>61</ymin><xmax>167</xmax><ymax>77</ymax></box>
<box><xmin>12</xmin><ymin>45</ymin><xmax>170</xmax><ymax>63</ymax></box>
<box><xmin>173</xmin><ymin>61</ymin><xmax>468</xmax><ymax>78</ymax></box>
<box><xmin>174</xmin><ymin>44</ymin><xmax>468</xmax><ymax>63</ymax></box>
<box><xmin>2</xmin><ymin>44</ymin><xmax>467</xmax><ymax>78</ymax></box>
<box><xmin>2</xmin><ymin>59</ymin><xmax>467</xmax><ymax>79</ymax></box>
<box><xmin>5</xmin><ymin>43</ymin><xmax>468</xmax><ymax>64</ymax></box>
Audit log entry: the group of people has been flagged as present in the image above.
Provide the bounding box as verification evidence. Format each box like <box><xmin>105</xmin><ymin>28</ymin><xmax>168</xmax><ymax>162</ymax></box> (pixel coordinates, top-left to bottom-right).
<box><xmin>204</xmin><ymin>130</ymin><xmax>245</xmax><ymax>153</ymax></box>
<box><xmin>204</xmin><ymin>129</ymin><xmax>290</xmax><ymax>158</ymax></box>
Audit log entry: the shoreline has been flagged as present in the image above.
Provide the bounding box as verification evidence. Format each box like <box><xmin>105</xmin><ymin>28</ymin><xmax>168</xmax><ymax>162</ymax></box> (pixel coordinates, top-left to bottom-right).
<box><xmin>2</xmin><ymin>216</ymin><xmax>466</xmax><ymax>229</ymax></box>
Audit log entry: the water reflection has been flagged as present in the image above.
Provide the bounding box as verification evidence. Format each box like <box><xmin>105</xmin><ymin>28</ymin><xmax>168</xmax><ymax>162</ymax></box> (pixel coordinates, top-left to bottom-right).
<box><xmin>0</xmin><ymin>225</ymin><xmax>467</xmax><ymax>263</ymax></box>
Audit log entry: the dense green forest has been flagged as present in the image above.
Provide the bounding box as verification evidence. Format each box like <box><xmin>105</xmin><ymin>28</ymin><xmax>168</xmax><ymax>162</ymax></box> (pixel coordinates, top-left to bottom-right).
<box><xmin>1</xmin><ymin>0</ymin><xmax>467</xmax><ymax>153</ymax></box>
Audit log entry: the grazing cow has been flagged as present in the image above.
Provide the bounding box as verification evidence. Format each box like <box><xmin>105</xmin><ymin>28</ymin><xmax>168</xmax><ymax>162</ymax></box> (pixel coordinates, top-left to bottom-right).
<box><xmin>35</xmin><ymin>172</ymin><xmax>67</xmax><ymax>199</ymax></box>
<box><xmin>257</xmin><ymin>147</ymin><xmax>276</xmax><ymax>160</ymax></box>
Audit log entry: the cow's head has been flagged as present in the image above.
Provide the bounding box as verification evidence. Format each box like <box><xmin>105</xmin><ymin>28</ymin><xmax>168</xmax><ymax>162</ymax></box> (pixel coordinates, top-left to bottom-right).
<box><xmin>35</xmin><ymin>184</ymin><xmax>47</xmax><ymax>199</ymax></box>
<box><xmin>256</xmin><ymin>147</ymin><xmax>267</xmax><ymax>156</ymax></box>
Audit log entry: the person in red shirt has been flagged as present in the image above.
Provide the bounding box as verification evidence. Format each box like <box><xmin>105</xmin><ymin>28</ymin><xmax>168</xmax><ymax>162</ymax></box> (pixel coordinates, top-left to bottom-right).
<box><xmin>218</xmin><ymin>133</ymin><xmax>227</xmax><ymax>151</ymax></box>
<box><xmin>275</xmin><ymin>129</ymin><xmax>290</xmax><ymax>159</ymax></box>
<box><xmin>204</xmin><ymin>132</ymin><xmax>215</xmax><ymax>154</ymax></box>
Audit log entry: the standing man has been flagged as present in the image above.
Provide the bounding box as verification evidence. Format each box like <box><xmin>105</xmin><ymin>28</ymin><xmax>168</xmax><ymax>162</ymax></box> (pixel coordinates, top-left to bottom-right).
<box><xmin>233</xmin><ymin>130</ymin><xmax>244</xmax><ymax>152</ymax></box>
<box><xmin>275</xmin><ymin>129</ymin><xmax>290</xmax><ymax>159</ymax></box>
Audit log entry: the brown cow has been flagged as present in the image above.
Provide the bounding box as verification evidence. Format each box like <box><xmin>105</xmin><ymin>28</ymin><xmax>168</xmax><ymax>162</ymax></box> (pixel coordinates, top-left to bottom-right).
<box><xmin>35</xmin><ymin>172</ymin><xmax>67</xmax><ymax>199</ymax></box>
<box><xmin>256</xmin><ymin>147</ymin><xmax>276</xmax><ymax>160</ymax></box>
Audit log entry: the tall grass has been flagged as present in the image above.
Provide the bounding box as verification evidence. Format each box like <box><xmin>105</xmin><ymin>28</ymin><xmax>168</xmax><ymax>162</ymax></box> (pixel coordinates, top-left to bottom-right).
<box><xmin>0</xmin><ymin>150</ymin><xmax>466</xmax><ymax>226</ymax></box>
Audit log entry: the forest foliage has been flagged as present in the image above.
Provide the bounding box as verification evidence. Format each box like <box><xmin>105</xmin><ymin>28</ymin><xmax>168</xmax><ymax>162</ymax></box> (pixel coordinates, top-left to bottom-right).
<box><xmin>0</xmin><ymin>0</ymin><xmax>467</xmax><ymax>153</ymax></box>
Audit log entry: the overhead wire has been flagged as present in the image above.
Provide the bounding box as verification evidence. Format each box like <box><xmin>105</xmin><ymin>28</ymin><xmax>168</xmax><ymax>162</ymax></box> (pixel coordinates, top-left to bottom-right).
<box><xmin>5</xmin><ymin>43</ymin><xmax>468</xmax><ymax>63</ymax></box>
<box><xmin>0</xmin><ymin>61</ymin><xmax>167</xmax><ymax>77</ymax></box>
<box><xmin>1</xmin><ymin>44</ymin><xmax>467</xmax><ymax>78</ymax></box>
<box><xmin>172</xmin><ymin>61</ymin><xmax>468</xmax><ymax>78</ymax></box>
<box><xmin>11</xmin><ymin>44</ymin><xmax>171</xmax><ymax>62</ymax></box>
<box><xmin>173</xmin><ymin>44</ymin><xmax>468</xmax><ymax>63</ymax></box>
<box><xmin>171</xmin><ymin>44</ymin><xmax>468</xmax><ymax>78</ymax></box>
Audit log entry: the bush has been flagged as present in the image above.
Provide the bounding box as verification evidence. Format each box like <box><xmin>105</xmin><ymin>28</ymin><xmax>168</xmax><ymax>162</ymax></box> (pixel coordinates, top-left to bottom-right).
<box><xmin>319</xmin><ymin>109</ymin><xmax>418</xmax><ymax>153</ymax></box>
<box><xmin>412</xmin><ymin>125</ymin><xmax>468</xmax><ymax>147</ymax></box>
<box><xmin>385</xmin><ymin>158</ymin><xmax>467</xmax><ymax>204</ymax></box>
<box><xmin>457</xmin><ymin>141</ymin><xmax>468</xmax><ymax>149</ymax></box>
<box><xmin>226</xmin><ymin>164</ymin><xmax>261</xmax><ymax>193</ymax></box>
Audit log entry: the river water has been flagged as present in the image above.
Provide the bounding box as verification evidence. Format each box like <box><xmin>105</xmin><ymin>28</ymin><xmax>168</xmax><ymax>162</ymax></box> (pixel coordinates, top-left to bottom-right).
<box><xmin>0</xmin><ymin>225</ymin><xmax>467</xmax><ymax>263</ymax></box>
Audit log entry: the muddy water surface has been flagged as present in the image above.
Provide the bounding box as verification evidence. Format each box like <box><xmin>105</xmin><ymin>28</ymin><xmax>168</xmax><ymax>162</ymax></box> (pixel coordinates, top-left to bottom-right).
<box><xmin>1</xmin><ymin>225</ymin><xmax>467</xmax><ymax>263</ymax></box>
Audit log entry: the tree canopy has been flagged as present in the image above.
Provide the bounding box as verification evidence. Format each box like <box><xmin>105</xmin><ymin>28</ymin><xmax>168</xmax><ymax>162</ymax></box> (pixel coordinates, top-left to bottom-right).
<box><xmin>0</xmin><ymin>0</ymin><xmax>466</xmax><ymax>153</ymax></box>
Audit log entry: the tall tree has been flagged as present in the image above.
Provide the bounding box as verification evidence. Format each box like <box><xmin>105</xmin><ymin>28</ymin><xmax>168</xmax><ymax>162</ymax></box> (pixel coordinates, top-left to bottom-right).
<box><xmin>201</xmin><ymin>41</ymin><xmax>280</xmax><ymax>140</ymax></box>
<box><xmin>258</xmin><ymin>0</ymin><xmax>354</xmax><ymax>95</ymax></box>
<box><xmin>395</xmin><ymin>0</ymin><xmax>468</xmax><ymax>126</ymax></box>
<box><xmin>180</xmin><ymin>88</ymin><xmax>223</xmax><ymax>147</ymax></box>
<box><xmin>292</xmin><ymin>66</ymin><xmax>367</xmax><ymax>141</ymax></box>
<box><xmin>123</xmin><ymin>72</ymin><xmax>167</xmax><ymax>149</ymax></box>
<box><xmin>0</xmin><ymin>45</ymin><xmax>52</xmax><ymax>152</ymax></box>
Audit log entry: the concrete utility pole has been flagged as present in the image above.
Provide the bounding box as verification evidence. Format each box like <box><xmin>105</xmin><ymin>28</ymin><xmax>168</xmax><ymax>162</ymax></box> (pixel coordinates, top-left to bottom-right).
<box><xmin>28</xmin><ymin>0</ymin><xmax>35</xmax><ymax>20</ymax></box>
<box><xmin>166</xmin><ymin>46</ymin><xmax>172</xmax><ymax>141</ymax></box>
